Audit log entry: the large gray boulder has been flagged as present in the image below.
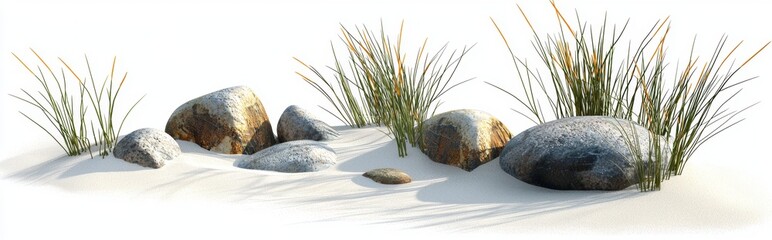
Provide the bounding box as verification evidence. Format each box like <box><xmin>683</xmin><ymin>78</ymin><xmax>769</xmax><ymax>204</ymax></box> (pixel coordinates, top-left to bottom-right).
<box><xmin>165</xmin><ymin>86</ymin><xmax>276</xmax><ymax>155</ymax></box>
<box><xmin>235</xmin><ymin>140</ymin><xmax>336</xmax><ymax>173</ymax></box>
<box><xmin>499</xmin><ymin>116</ymin><xmax>670</xmax><ymax>191</ymax></box>
<box><xmin>420</xmin><ymin>109</ymin><xmax>512</xmax><ymax>171</ymax></box>
<box><xmin>114</xmin><ymin>128</ymin><xmax>181</xmax><ymax>168</ymax></box>
<box><xmin>277</xmin><ymin>105</ymin><xmax>339</xmax><ymax>142</ymax></box>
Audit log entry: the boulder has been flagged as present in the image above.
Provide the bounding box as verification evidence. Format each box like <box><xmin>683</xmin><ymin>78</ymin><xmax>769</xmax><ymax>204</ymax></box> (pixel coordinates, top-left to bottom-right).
<box><xmin>420</xmin><ymin>109</ymin><xmax>512</xmax><ymax>171</ymax></box>
<box><xmin>235</xmin><ymin>140</ymin><xmax>336</xmax><ymax>173</ymax></box>
<box><xmin>499</xmin><ymin>116</ymin><xmax>670</xmax><ymax>191</ymax></box>
<box><xmin>363</xmin><ymin>168</ymin><xmax>412</xmax><ymax>184</ymax></box>
<box><xmin>165</xmin><ymin>86</ymin><xmax>276</xmax><ymax>155</ymax></box>
<box><xmin>277</xmin><ymin>105</ymin><xmax>339</xmax><ymax>142</ymax></box>
<box><xmin>114</xmin><ymin>128</ymin><xmax>181</xmax><ymax>168</ymax></box>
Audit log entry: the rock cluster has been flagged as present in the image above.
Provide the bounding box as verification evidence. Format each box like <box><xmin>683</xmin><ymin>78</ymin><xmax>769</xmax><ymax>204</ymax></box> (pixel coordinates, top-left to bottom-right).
<box><xmin>162</xmin><ymin>86</ymin><xmax>341</xmax><ymax>173</ymax></box>
<box><xmin>142</xmin><ymin>85</ymin><xmax>669</xmax><ymax>192</ymax></box>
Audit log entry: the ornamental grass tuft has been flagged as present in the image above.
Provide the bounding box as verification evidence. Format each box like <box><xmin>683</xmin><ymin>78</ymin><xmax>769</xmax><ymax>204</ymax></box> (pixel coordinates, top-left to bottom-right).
<box><xmin>10</xmin><ymin>49</ymin><xmax>92</xmax><ymax>156</ymax></box>
<box><xmin>295</xmin><ymin>21</ymin><xmax>473</xmax><ymax>157</ymax></box>
<box><xmin>11</xmin><ymin>49</ymin><xmax>144</xmax><ymax>157</ymax></box>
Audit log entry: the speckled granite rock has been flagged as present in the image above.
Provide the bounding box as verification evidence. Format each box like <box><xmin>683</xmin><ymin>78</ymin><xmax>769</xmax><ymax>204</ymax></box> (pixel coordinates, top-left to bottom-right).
<box><xmin>165</xmin><ymin>86</ymin><xmax>276</xmax><ymax>155</ymax></box>
<box><xmin>235</xmin><ymin>140</ymin><xmax>336</xmax><ymax>173</ymax></box>
<box><xmin>277</xmin><ymin>105</ymin><xmax>339</xmax><ymax>142</ymax></box>
<box><xmin>420</xmin><ymin>109</ymin><xmax>512</xmax><ymax>171</ymax></box>
<box><xmin>499</xmin><ymin>116</ymin><xmax>670</xmax><ymax>191</ymax></box>
<box><xmin>363</xmin><ymin>168</ymin><xmax>412</xmax><ymax>184</ymax></box>
<box><xmin>114</xmin><ymin>128</ymin><xmax>181</xmax><ymax>168</ymax></box>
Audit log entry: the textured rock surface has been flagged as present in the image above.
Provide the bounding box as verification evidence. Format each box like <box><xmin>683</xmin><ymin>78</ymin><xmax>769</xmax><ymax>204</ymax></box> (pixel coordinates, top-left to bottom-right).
<box><xmin>420</xmin><ymin>109</ymin><xmax>512</xmax><ymax>171</ymax></box>
<box><xmin>235</xmin><ymin>140</ymin><xmax>336</xmax><ymax>173</ymax></box>
<box><xmin>277</xmin><ymin>105</ymin><xmax>339</xmax><ymax>142</ymax></box>
<box><xmin>499</xmin><ymin>116</ymin><xmax>670</xmax><ymax>191</ymax></box>
<box><xmin>363</xmin><ymin>168</ymin><xmax>412</xmax><ymax>184</ymax></box>
<box><xmin>165</xmin><ymin>86</ymin><xmax>276</xmax><ymax>154</ymax></box>
<box><xmin>114</xmin><ymin>128</ymin><xmax>181</xmax><ymax>168</ymax></box>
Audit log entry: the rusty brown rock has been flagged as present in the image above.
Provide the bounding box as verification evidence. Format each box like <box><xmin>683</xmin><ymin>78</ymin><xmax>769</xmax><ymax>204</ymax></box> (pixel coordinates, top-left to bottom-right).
<box><xmin>165</xmin><ymin>86</ymin><xmax>276</xmax><ymax>154</ymax></box>
<box><xmin>420</xmin><ymin>109</ymin><xmax>512</xmax><ymax>171</ymax></box>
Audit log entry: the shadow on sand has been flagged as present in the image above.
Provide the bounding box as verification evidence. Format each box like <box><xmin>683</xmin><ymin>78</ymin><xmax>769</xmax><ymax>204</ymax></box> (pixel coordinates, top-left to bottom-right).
<box><xmin>1</xmin><ymin>146</ymin><xmax>145</xmax><ymax>184</ymax></box>
<box><xmin>236</xmin><ymin>130</ymin><xmax>642</xmax><ymax>230</ymax></box>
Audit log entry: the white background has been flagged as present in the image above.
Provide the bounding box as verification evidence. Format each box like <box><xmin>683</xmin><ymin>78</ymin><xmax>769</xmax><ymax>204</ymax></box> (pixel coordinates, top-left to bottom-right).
<box><xmin>2</xmin><ymin>0</ymin><xmax>771</xmax><ymax>239</ymax></box>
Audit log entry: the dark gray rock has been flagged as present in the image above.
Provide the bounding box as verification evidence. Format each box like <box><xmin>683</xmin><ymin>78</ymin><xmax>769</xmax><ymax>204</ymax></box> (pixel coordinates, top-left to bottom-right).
<box><xmin>277</xmin><ymin>105</ymin><xmax>339</xmax><ymax>142</ymax></box>
<box><xmin>165</xmin><ymin>86</ymin><xmax>276</xmax><ymax>155</ymax></box>
<box><xmin>499</xmin><ymin>116</ymin><xmax>670</xmax><ymax>190</ymax></box>
<box><xmin>235</xmin><ymin>140</ymin><xmax>336</xmax><ymax>173</ymax></box>
<box><xmin>420</xmin><ymin>109</ymin><xmax>512</xmax><ymax>171</ymax></box>
<box><xmin>114</xmin><ymin>128</ymin><xmax>181</xmax><ymax>168</ymax></box>
<box><xmin>363</xmin><ymin>168</ymin><xmax>412</xmax><ymax>184</ymax></box>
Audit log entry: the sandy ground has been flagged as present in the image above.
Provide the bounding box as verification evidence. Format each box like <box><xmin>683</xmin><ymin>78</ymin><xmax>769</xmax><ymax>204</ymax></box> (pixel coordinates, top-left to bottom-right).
<box><xmin>1</xmin><ymin>126</ymin><xmax>770</xmax><ymax>239</ymax></box>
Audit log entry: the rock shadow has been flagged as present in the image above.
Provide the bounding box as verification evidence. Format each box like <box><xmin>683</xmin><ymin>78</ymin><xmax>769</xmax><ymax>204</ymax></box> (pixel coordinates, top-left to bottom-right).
<box><xmin>2</xmin><ymin>148</ymin><xmax>146</xmax><ymax>184</ymax></box>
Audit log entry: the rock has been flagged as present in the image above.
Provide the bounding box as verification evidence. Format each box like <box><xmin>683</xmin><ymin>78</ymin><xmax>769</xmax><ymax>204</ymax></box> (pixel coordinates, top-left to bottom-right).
<box><xmin>420</xmin><ymin>109</ymin><xmax>512</xmax><ymax>171</ymax></box>
<box><xmin>363</xmin><ymin>168</ymin><xmax>412</xmax><ymax>184</ymax></box>
<box><xmin>277</xmin><ymin>105</ymin><xmax>339</xmax><ymax>142</ymax></box>
<box><xmin>165</xmin><ymin>86</ymin><xmax>276</xmax><ymax>155</ymax></box>
<box><xmin>235</xmin><ymin>140</ymin><xmax>336</xmax><ymax>173</ymax></box>
<box><xmin>114</xmin><ymin>128</ymin><xmax>181</xmax><ymax>168</ymax></box>
<box><xmin>499</xmin><ymin>116</ymin><xmax>670</xmax><ymax>191</ymax></box>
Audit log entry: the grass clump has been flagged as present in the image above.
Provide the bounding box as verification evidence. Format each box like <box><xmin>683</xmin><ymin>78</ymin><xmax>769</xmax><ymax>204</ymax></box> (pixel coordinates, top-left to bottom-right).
<box><xmin>10</xmin><ymin>49</ymin><xmax>144</xmax><ymax>157</ymax></box>
<box><xmin>490</xmin><ymin>1</ymin><xmax>768</xmax><ymax>190</ymax></box>
<box><xmin>10</xmin><ymin>49</ymin><xmax>92</xmax><ymax>156</ymax></box>
<box><xmin>60</xmin><ymin>54</ymin><xmax>145</xmax><ymax>157</ymax></box>
<box><xmin>295</xmin><ymin>21</ymin><xmax>473</xmax><ymax>157</ymax></box>
<box><xmin>488</xmin><ymin>1</ymin><xmax>670</xmax><ymax>124</ymax></box>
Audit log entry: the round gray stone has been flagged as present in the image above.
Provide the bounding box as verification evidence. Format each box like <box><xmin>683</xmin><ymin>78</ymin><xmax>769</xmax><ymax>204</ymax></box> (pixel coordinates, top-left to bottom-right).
<box><xmin>499</xmin><ymin>116</ymin><xmax>670</xmax><ymax>190</ymax></box>
<box><xmin>235</xmin><ymin>140</ymin><xmax>336</xmax><ymax>173</ymax></box>
<box><xmin>277</xmin><ymin>105</ymin><xmax>339</xmax><ymax>142</ymax></box>
<box><xmin>363</xmin><ymin>168</ymin><xmax>412</xmax><ymax>184</ymax></box>
<box><xmin>114</xmin><ymin>128</ymin><xmax>181</xmax><ymax>168</ymax></box>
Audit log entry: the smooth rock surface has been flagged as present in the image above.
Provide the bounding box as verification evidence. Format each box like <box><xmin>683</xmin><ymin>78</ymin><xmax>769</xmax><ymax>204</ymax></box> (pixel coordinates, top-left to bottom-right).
<box><xmin>114</xmin><ymin>128</ymin><xmax>181</xmax><ymax>168</ymax></box>
<box><xmin>277</xmin><ymin>105</ymin><xmax>339</xmax><ymax>142</ymax></box>
<box><xmin>420</xmin><ymin>109</ymin><xmax>512</xmax><ymax>171</ymax></box>
<box><xmin>235</xmin><ymin>140</ymin><xmax>336</xmax><ymax>173</ymax></box>
<box><xmin>499</xmin><ymin>116</ymin><xmax>670</xmax><ymax>191</ymax></box>
<box><xmin>363</xmin><ymin>168</ymin><xmax>412</xmax><ymax>184</ymax></box>
<box><xmin>165</xmin><ymin>86</ymin><xmax>276</xmax><ymax>154</ymax></box>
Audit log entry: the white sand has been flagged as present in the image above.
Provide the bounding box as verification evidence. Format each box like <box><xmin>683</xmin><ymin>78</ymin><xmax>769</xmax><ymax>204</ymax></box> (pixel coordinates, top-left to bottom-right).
<box><xmin>1</xmin><ymin>125</ymin><xmax>771</xmax><ymax>239</ymax></box>
<box><xmin>2</xmin><ymin>0</ymin><xmax>771</xmax><ymax>239</ymax></box>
